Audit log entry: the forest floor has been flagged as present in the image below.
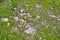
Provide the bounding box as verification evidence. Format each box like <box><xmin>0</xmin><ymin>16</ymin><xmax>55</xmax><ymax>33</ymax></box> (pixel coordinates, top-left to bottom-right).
<box><xmin>0</xmin><ymin>0</ymin><xmax>60</xmax><ymax>40</ymax></box>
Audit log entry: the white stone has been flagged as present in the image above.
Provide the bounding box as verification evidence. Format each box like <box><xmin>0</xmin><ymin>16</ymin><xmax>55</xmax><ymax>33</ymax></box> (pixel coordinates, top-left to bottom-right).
<box><xmin>18</xmin><ymin>25</ymin><xmax>22</xmax><ymax>27</ymax></box>
<box><xmin>25</xmin><ymin>23</ymin><xmax>32</xmax><ymax>29</ymax></box>
<box><xmin>25</xmin><ymin>37</ymin><xmax>32</xmax><ymax>40</ymax></box>
<box><xmin>42</xmin><ymin>21</ymin><xmax>49</xmax><ymax>28</ymax></box>
<box><xmin>12</xmin><ymin>27</ymin><xmax>18</xmax><ymax>31</ymax></box>
<box><xmin>36</xmin><ymin>4</ymin><xmax>41</xmax><ymax>8</ymax></box>
<box><xmin>2</xmin><ymin>18</ymin><xmax>9</xmax><ymax>22</ymax></box>
<box><xmin>13</xmin><ymin>17</ymin><xmax>18</xmax><ymax>21</ymax></box>
<box><xmin>36</xmin><ymin>15</ymin><xmax>40</xmax><ymax>19</ymax></box>
<box><xmin>20</xmin><ymin>9</ymin><xmax>24</xmax><ymax>12</ymax></box>
<box><xmin>20</xmin><ymin>13</ymin><xmax>27</xmax><ymax>16</ymax></box>
<box><xmin>24</xmin><ymin>27</ymin><xmax>36</xmax><ymax>34</ymax></box>
<box><xmin>57</xmin><ymin>15</ymin><xmax>60</xmax><ymax>21</ymax></box>
<box><xmin>20</xmin><ymin>13</ymin><xmax>25</xmax><ymax>16</ymax></box>
<box><xmin>25</xmin><ymin>23</ymin><xmax>31</xmax><ymax>28</ymax></box>
<box><xmin>47</xmin><ymin>10</ymin><xmax>57</xmax><ymax>18</ymax></box>
<box><xmin>20</xmin><ymin>19</ymin><xmax>26</xmax><ymax>25</ymax></box>
<box><xmin>14</xmin><ymin>7</ymin><xmax>17</xmax><ymax>11</ymax></box>
<box><xmin>21</xmin><ymin>19</ymin><xmax>26</xmax><ymax>23</ymax></box>
<box><xmin>27</xmin><ymin>13</ymin><xmax>32</xmax><ymax>17</ymax></box>
<box><xmin>49</xmin><ymin>15</ymin><xmax>57</xmax><ymax>18</ymax></box>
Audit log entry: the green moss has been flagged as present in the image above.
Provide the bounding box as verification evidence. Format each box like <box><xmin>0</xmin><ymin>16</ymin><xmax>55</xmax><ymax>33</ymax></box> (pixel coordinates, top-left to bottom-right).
<box><xmin>0</xmin><ymin>0</ymin><xmax>4</xmax><ymax>3</ymax></box>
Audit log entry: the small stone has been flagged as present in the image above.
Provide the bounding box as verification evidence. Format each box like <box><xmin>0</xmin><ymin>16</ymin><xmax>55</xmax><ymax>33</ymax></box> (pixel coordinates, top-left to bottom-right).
<box><xmin>36</xmin><ymin>15</ymin><xmax>40</xmax><ymax>19</ymax></box>
<box><xmin>25</xmin><ymin>23</ymin><xmax>31</xmax><ymax>29</ymax></box>
<box><xmin>27</xmin><ymin>13</ymin><xmax>32</xmax><ymax>17</ymax></box>
<box><xmin>42</xmin><ymin>21</ymin><xmax>49</xmax><ymax>28</ymax></box>
<box><xmin>34</xmin><ymin>25</ymin><xmax>40</xmax><ymax>30</ymax></box>
<box><xmin>20</xmin><ymin>9</ymin><xmax>24</xmax><ymax>12</ymax></box>
<box><xmin>24</xmin><ymin>27</ymin><xmax>36</xmax><ymax>34</ymax></box>
<box><xmin>47</xmin><ymin>10</ymin><xmax>57</xmax><ymax>18</ymax></box>
<box><xmin>49</xmin><ymin>15</ymin><xmax>56</xmax><ymax>18</ymax></box>
<box><xmin>12</xmin><ymin>27</ymin><xmax>18</xmax><ymax>32</ymax></box>
<box><xmin>20</xmin><ymin>19</ymin><xmax>26</xmax><ymax>26</ymax></box>
<box><xmin>13</xmin><ymin>16</ymin><xmax>18</xmax><ymax>21</ymax></box>
<box><xmin>2</xmin><ymin>18</ymin><xmax>9</xmax><ymax>22</ymax></box>
<box><xmin>12</xmin><ymin>27</ymin><xmax>17</xmax><ymax>30</ymax></box>
<box><xmin>20</xmin><ymin>13</ymin><xmax>26</xmax><ymax>16</ymax></box>
<box><xmin>14</xmin><ymin>7</ymin><xmax>17</xmax><ymax>11</ymax></box>
<box><xmin>57</xmin><ymin>15</ymin><xmax>60</xmax><ymax>21</ymax></box>
<box><xmin>21</xmin><ymin>19</ymin><xmax>26</xmax><ymax>23</ymax></box>
<box><xmin>18</xmin><ymin>25</ymin><xmax>22</xmax><ymax>27</ymax></box>
<box><xmin>25</xmin><ymin>37</ymin><xmax>33</xmax><ymax>40</ymax></box>
<box><xmin>36</xmin><ymin>4</ymin><xmax>41</xmax><ymax>8</ymax></box>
